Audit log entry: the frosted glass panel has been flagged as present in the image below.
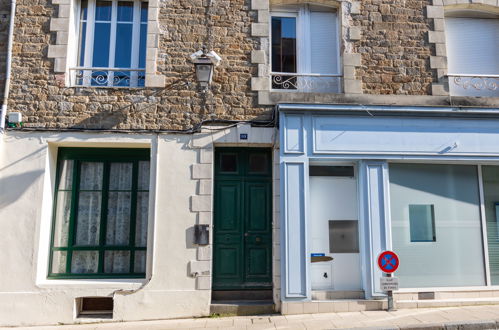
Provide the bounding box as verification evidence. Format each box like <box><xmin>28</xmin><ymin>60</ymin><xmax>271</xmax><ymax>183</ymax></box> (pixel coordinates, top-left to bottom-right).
<box><xmin>53</xmin><ymin>191</ymin><xmax>72</xmax><ymax>246</ymax></box>
<box><xmin>390</xmin><ymin>164</ymin><xmax>485</xmax><ymax>287</ymax></box>
<box><xmin>80</xmin><ymin>162</ymin><xmax>103</xmax><ymax>190</ymax></box>
<box><xmin>51</xmin><ymin>251</ymin><xmax>67</xmax><ymax>273</ymax></box>
<box><xmin>75</xmin><ymin>192</ymin><xmax>102</xmax><ymax>245</ymax></box>
<box><xmin>71</xmin><ymin>250</ymin><xmax>99</xmax><ymax>273</ymax></box>
<box><xmin>134</xmin><ymin>250</ymin><xmax>146</xmax><ymax>273</ymax></box>
<box><xmin>106</xmin><ymin>192</ymin><xmax>131</xmax><ymax>245</ymax></box>
<box><xmin>104</xmin><ymin>250</ymin><xmax>130</xmax><ymax>273</ymax></box>
<box><xmin>57</xmin><ymin>160</ymin><xmax>73</xmax><ymax>190</ymax></box>
<box><xmin>137</xmin><ymin>161</ymin><xmax>150</xmax><ymax>190</ymax></box>
<box><xmin>109</xmin><ymin>163</ymin><xmax>132</xmax><ymax>190</ymax></box>
<box><xmin>481</xmin><ymin>166</ymin><xmax>499</xmax><ymax>285</ymax></box>
<box><xmin>135</xmin><ymin>192</ymin><xmax>149</xmax><ymax>247</ymax></box>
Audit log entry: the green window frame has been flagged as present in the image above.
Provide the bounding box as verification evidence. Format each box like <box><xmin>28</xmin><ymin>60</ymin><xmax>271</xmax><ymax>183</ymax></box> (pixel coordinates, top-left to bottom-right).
<box><xmin>48</xmin><ymin>148</ymin><xmax>150</xmax><ymax>279</ymax></box>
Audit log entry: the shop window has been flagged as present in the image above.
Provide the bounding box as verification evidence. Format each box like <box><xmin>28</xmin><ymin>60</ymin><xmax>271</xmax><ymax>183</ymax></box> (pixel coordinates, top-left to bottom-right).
<box><xmin>389</xmin><ymin>164</ymin><xmax>485</xmax><ymax>288</ymax></box>
<box><xmin>409</xmin><ymin>204</ymin><xmax>436</xmax><ymax>242</ymax></box>
<box><xmin>72</xmin><ymin>0</ymin><xmax>148</xmax><ymax>87</ymax></box>
<box><xmin>48</xmin><ymin>148</ymin><xmax>150</xmax><ymax>278</ymax></box>
<box><xmin>480</xmin><ymin>166</ymin><xmax>499</xmax><ymax>285</ymax></box>
<box><xmin>271</xmin><ymin>5</ymin><xmax>342</xmax><ymax>93</ymax></box>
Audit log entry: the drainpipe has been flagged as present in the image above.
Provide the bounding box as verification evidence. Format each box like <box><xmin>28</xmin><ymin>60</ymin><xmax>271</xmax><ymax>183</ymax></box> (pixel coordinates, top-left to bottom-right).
<box><xmin>0</xmin><ymin>0</ymin><xmax>16</xmax><ymax>133</ymax></box>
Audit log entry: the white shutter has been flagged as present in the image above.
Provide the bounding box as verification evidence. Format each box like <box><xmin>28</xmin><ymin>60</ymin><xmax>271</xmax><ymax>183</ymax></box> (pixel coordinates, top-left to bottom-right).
<box><xmin>446</xmin><ymin>17</ymin><xmax>499</xmax><ymax>75</ymax></box>
<box><xmin>309</xmin><ymin>11</ymin><xmax>339</xmax><ymax>74</ymax></box>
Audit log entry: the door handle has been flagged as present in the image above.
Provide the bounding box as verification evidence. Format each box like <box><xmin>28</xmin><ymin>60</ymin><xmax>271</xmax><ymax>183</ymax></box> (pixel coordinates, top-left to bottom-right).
<box><xmin>244</xmin><ymin>232</ymin><xmax>249</xmax><ymax>237</ymax></box>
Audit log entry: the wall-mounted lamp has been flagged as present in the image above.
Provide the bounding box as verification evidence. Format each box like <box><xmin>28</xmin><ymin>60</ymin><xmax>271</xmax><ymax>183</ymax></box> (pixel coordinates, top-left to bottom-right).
<box><xmin>190</xmin><ymin>47</ymin><xmax>222</xmax><ymax>91</ymax></box>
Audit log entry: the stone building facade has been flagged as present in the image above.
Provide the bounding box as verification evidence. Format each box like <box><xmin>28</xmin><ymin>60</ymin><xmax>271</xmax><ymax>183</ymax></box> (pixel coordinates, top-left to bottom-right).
<box><xmin>0</xmin><ymin>0</ymin><xmax>499</xmax><ymax>326</ymax></box>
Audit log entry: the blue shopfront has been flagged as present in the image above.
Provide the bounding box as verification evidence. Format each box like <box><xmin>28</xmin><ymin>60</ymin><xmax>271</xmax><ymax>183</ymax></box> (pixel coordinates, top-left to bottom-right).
<box><xmin>279</xmin><ymin>104</ymin><xmax>499</xmax><ymax>306</ymax></box>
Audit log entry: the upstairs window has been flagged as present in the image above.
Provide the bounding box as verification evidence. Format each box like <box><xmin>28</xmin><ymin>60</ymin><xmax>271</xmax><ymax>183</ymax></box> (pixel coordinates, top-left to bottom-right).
<box><xmin>271</xmin><ymin>5</ymin><xmax>342</xmax><ymax>93</ymax></box>
<box><xmin>445</xmin><ymin>12</ymin><xmax>499</xmax><ymax>97</ymax></box>
<box><xmin>72</xmin><ymin>0</ymin><xmax>148</xmax><ymax>87</ymax></box>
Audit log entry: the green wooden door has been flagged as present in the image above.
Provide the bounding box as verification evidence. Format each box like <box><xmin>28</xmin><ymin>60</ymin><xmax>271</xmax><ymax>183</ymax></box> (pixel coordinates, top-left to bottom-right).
<box><xmin>213</xmin><ymin>148</ymin><xmax>272</xmax><ymax>290</ymax></box>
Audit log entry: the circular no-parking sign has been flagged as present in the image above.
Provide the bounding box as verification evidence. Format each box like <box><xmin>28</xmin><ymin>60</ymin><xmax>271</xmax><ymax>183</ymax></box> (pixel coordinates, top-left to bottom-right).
<box><xmin>377</xmin><ymin>251</ymin><xmax>399</xmax><ymax>273</ymax></box>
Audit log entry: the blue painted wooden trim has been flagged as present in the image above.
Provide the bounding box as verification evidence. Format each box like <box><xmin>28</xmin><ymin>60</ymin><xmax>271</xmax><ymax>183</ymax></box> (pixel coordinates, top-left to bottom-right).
<box><xmin>280</xmin><ymin>161</ymin><xmax>309</xmax><ymax>299</ymax></box>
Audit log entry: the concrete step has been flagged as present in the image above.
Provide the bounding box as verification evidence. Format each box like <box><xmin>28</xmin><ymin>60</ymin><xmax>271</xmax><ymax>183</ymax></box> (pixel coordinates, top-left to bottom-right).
<box><xmin>283</xmin><ymin>299</ymin><xmax>387</xmax><ymax>314</ymax></box>
<box><xmin>312</xmin><ymin>290</ymin><xmax>365</xmax><ymax>300</ymax></box>
<box><xmin>212</xmin><ymin>290</ymin><xmax>273</xmax><ymax>301</ymax></box>
<box><xmin>210</xmin><ymin>300</ymin><xmax>275</xmax><ymax>316</ymax></box>
<box><xmin>397</xmin><ymin>297</ymin><xmax>499</xmax><ymax>309</ymax></box>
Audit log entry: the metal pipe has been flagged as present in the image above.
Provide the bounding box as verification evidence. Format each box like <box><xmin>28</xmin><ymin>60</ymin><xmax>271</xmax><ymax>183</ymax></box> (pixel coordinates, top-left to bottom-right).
<box><xmin>0</xmin><ymin>0</ymin><xmax>16</xmax><ymax>133</ymax></box>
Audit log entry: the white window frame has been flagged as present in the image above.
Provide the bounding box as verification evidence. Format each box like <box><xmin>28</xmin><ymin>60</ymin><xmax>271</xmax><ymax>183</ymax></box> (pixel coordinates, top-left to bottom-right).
<box><xmin>72</xmin><ymin>0</ymin><xmax>147</xmax><ymax>87</ymax></box>
<box><xmin>269</xmin><ymin>5</ymin><xmax>342</xmax><ymax>92</ymax></box>
<box><xmin>270</xmin><ymin>6</ymin><xmax>341</xmax><ymax>75</ymax></box>
<box><xmin>444</xmin><ymin>11</ymin><xmax>499</xmax><ymax>97</ymax></box>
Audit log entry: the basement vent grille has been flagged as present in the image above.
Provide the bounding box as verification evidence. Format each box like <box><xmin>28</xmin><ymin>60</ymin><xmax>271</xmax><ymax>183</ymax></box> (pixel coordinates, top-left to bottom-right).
<box><xmin>77</xmin><ymin>297</ymin><xmax>113</xmax><ymax>318</ymax></box>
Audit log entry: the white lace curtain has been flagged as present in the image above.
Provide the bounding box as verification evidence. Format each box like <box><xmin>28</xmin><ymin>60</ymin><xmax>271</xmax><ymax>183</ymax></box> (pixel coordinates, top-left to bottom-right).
<box><xmin>53</xmin><ymin>159</ymin><xmax>150</xmax><ymax>274</ymax></box>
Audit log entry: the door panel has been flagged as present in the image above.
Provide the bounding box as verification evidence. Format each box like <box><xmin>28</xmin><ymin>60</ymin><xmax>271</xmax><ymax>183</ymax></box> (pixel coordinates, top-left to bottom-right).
<box><xmin>213</xmin><ymin>148</ymin><xmax>272</xmax><ymax>290</ymax></box>
<box><xmin>309</xmin><ymin>172</ymin><xmax>362</xmax><ymax>291</ymax></box>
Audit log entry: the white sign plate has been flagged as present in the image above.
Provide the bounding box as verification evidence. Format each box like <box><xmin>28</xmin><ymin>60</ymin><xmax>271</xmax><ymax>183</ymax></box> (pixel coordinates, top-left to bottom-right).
<box><xmin>380</xmin><ymin>277</ymin><xmax>399</xmax><ymax>291</ymax></box>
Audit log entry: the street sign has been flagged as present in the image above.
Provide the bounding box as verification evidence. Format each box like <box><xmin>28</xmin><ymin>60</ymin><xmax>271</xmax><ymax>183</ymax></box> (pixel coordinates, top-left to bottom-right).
<box><xmin>377</xmin><ymin>250</ymin><xmax>399</xmax><ymax>273</ymax></box>
<box><xmin>380</xmin><ymin>277</ymin><xmax>399</xmax><ymax>291</ymax></box>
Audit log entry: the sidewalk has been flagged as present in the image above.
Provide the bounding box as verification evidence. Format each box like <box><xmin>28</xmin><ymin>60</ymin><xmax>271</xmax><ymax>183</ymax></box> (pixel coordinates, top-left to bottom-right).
<box><xmin>8</xmin><ymin>304</ymin><xmax>499</xmax><ymax>330</ymax></box>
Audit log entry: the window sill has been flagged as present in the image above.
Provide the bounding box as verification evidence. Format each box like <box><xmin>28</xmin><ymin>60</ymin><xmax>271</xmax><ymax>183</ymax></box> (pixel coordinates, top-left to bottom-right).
<box><xmin>36</xmin><ymin>278</ymin><xmax>146</xmax><ymax>289</ymax></box>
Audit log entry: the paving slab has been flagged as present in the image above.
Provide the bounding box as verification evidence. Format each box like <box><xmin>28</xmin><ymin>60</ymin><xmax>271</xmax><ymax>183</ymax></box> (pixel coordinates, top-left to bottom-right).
<box><xmin>7</xmin><ymin>304</ymin><xmax>499</xmax><ymax>330</ymax></box>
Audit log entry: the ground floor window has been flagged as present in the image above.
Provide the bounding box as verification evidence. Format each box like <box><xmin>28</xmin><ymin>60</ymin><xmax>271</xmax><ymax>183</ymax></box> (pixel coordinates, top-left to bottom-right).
<box><xmin>48</xmin><ymin>148</ymin><xmax>150</xmax><ymax>278</ymax></box>
<box><xmin>389</xmin><ymin>164</ymin><xmax>486</xmax><ymax>288</ymax></box>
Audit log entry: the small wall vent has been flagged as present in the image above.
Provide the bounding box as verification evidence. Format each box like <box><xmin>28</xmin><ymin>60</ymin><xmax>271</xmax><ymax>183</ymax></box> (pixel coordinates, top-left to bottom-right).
<box><xmin>76</xmin><ymin>297</ymin><xmax>113</xmax><ymax>318</ymax></box>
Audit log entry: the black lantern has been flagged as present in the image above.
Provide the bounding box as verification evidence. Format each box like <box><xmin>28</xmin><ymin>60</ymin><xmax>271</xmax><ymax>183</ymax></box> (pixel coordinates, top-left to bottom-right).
<box><xmin>194</xmin><ymin>55</ymin><xmax>214</xmax><ymax>89</ymax></box>
<box><xmin>190</xmin><ymin>47</ymin><xmax>221</xmax><ymax>90</ymax></box>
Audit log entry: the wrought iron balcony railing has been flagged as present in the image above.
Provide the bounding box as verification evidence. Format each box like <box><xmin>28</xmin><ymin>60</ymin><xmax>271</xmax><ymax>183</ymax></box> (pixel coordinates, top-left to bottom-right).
<box><xmin>271</xmin><ymin>72</ymin><xmax>343</xmax><ymax>93</ymax></box>
<box><xmin>448</xmin><ymin>74</ymin><xmax>499</xmax><ymax>97</ymax></box>
<box><xmin>70</xmin><ymin>67</ymin><xmax>146</xmax><ymax>88</ymax></box>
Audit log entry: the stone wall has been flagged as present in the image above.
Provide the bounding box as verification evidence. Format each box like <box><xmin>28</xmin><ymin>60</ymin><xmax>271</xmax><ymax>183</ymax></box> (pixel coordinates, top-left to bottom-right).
<box><xmin>353</xmin><ymin>0</ymin><xmax>434</xmax><ymax>95</ymax></box>
<box><xmin>8</xmin><ymin>0</ymin><xmax>272</xmax><ymax>130</ymax></box>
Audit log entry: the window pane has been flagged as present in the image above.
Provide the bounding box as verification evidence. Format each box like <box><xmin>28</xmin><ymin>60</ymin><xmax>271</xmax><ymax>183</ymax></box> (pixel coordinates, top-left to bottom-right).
<box><xmin>271</xmin><ymin>16</ymin><xmax>296</xmax><ymax>73</ymax></box>
<box><xmin>390</xmin><ymin>164</ymin><xmax>484</xmax><ymax>288</ymax></box>
<box><xmin>106</xmin><ymin>192</ymin><xmax>131</xmax><ymax>245</ymax></box>
<box><xmin>80</xmin><ymin>0</ymin><xmax>88</xmax><ymax>20</ymax></box>
<box><xmin>220</xmin><ymin>153</ymin><xmax>237</xmax><ymax>172</ymax></box>
<box><xmin>75</xmin><ymin>192</ymin><xmax>102</xmax><ymax>245</ymax></box>
<box><xmin>115</xmin><ymin>24</ymin><xmax>133</xmax><ymax>68</ymax></box>
<box><xmin>78</xmin><ymin>22</ymin><xmax>87</xmax><ymax>66</ymax></box>
<box><xmin>117</xmin><ymin>1</ymin><xmax>133</xmax><ymax>22</ymax></box>
<box><xmin>80</xmin><ymin>162</ymin><xmax>103</xmax><ymax>190</ymax></box>
<box><xmin>248</xmin><ymin>153</ymin><xmax>268</xmax><ymax>174</ymax></box>
<box><xmin>95</xmin><ymin>0</ymin><xmax>112</xmax><ymax>21</ymax></box>
<box><xmin>104</xmin><ymin>250</ymin><xmax>130</xmax><ymax>273</ymax></box>
<box><xmin>92</xmin><ymin>23</ymin><xmax>111</xmax><ymax>67</ymax></box>
<box><xmin>51</xmin><ymin>251</ymin><xmax>67</xmax><ymax>274</ymax></box>
<box><xmin>71</xmin><ymin>250</ymin><xmax>99</xmax><ymax>273</ymax></box>
<box><xmin>409</xmin><ymin>204</ymin><xmax>436</xmax><ymax>242</ymax></box>
<box><xmin>134</xmin><ymin>250</ymin><xmax>146</xmax><ymax>273</ymax></box>
<box><xmin>135</xmin><ymin>192</ymin><xmax>148</xmax><ymax>247</ymax></box>
<box><xmin>109</xmin><ymin>162</ymin><xmax>133</xmax><ymax>190</ymax></box>
<box><xmin>140</xmin><ymin>2</ymin><xmax>147</xmax><ymax>22</ymax></box>
<box><xmin>481</xmin><ymin>166</ymin><xmax>499</xmax><ymax>285</ymax></box>
<box><xmin>137</xmin><ymin>161</ymin><xmax>150</xmax><ymax>190</ymax></box>
<box><xmin>53</xmin><ymin>191</ymin><xmax>72</xmax><ymax>247</ymax></box>
<box><xmin>57</xmin><ymin>159</ymin><xmax>74</xmax><ymax>190</ymax></box>
<box><xmin>139</xmin><ymin>22</ymin><xmax>147</xmax><ymax>68</ymax></box>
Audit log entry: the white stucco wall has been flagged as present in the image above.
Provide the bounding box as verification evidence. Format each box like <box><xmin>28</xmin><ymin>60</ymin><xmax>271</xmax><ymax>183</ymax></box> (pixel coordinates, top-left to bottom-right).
<box><xmin>0</xmin><ymin>126</ymin><xmax>278</xmax><ymax>326</ymax></box>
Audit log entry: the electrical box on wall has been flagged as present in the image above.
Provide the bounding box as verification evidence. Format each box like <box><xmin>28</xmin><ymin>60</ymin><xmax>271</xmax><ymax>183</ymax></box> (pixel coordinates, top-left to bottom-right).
<box><xmin>194</xmin><ymin>224</ymin><xmax>209</xmax><ymax>245</ymax></box>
